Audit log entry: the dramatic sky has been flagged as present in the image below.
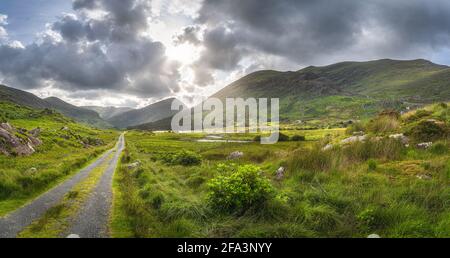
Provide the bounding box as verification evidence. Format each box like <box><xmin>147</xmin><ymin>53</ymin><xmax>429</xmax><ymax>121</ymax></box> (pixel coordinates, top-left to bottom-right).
<box><xmin>0</xmin><ymin>0</ymin><xmax>450</xmax><ymax>107</ymax></box>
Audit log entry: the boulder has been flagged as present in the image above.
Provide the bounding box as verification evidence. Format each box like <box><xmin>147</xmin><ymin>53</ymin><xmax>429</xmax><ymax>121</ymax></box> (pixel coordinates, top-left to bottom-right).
<box><xmin>417</xmin><ymin>142</ymin><xmax>433</xmax><ymax>149</ymax></box>
<box><xmin>127</xmin><ymin>160</ymin><xmax>141</xmax><ymax>169</ymax></box>
<box><xmin>0</xmin><ymin>122</ymin><xmax>13</xmax><ymax>132</ymax></box>
<box><xmin>389</xmin><ymin>133</ymin><xmax>409</xmax><ymax>145</ymax></box>
<box><xmin>416</xmin><ymin>174</ymin><xmax>432</xmax><ymax>180</ymax></box>
<box><xmin>367</xmin><ymin>234</ymin><xmax>381</xmax><ymax>238</ymax></box>
<box><xmin>275</xmin><ymin>167</ymin><xmax>286</xmax><ymax>180</ymax></box>
<box><xmin>29</xmin><ymin>127</ymin><xmax>41</xmax><ymax>137</ymax></box>
<box><xmin>352</xmin><ymin>131</ymin><xmax>365</xmax><ymax>136</ymax></box>
<box><xmin>341</xmin><ymin>135</ymin><xmax>367</xmax><ymax>144</ymax></box>
<box><xmin>322</xmin><ymin>144</ymin><xmax>333</xmax><ymax>151</ymax></box>
<box><xmin>228</xmin><ymin>151</ymin><xmax>244</xmax><ymax>160</ymax></box>
<box><xmin>0</xmin><ymin>123</ymin><xmax>42</xmax><ymax>156</ymax></box>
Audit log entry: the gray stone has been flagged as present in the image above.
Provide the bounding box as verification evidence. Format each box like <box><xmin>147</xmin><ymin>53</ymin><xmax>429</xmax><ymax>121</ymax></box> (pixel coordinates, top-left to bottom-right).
<box><xmin>341</xmin><ymin>135</ymin><xmax>367</xmax><ymax>144</ymax></box>
<box><xmin>322</xmin><ymin>144</ymin><xmax>333</xmax><ymax>151</ymax></box>
<box><xmin>367</xmin><ymin>234</ymin><xmax>381</xmax><ymax>238</ymax></box>
<box><xmin>228</xmin><ymin>151</ymin><xmax>244</xmax><ymax>160</ymax></box>
<box><xmin>389</xmin><ymin>133</ymin><xmax>409</xmax><ymax>145</ymax></box>
<box><xmin>275</xmin><ymin>167</ymin><xmax>286</xmax><ymax>180</ymax></box>
<box><xmin>417</xmin><ymin>142</ymin><xmax>433</xmax><ymax>149</ymax></box>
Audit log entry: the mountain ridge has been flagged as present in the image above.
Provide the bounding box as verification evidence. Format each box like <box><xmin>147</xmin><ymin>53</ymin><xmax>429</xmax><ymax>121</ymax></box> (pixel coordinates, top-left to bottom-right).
<box><xmin>107</xmin><ymin>97</ymin><xmax>185</xmax><ymax>129</ymax></box>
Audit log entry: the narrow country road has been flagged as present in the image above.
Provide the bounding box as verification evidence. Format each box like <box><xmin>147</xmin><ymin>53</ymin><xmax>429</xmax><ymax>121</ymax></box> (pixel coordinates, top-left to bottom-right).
<box><xmin>0</xmin><ymin>134</ymin><xmax>124</xmax><ymax>238</ymax></box>
<box><xmin>67</xmin><ymin>133</ymin><xmax>125</xmax><ymax>238</ymax></box>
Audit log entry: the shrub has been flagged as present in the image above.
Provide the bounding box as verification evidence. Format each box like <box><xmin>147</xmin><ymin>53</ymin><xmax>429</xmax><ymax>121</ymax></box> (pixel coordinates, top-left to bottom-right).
<box><xmin>367</xmin><ymin>116</ymin><xmax>400</xmax><ymax>134</ymax></box>
<box><xmin>405</xmin><ymin>109</ymin><xmax>433</xmax><ymax>123</ymax></box>
<box><xmin>291</xmin><ymin>135</ymin><xmax>306</xmax><ymax>141</ymax></box>
<box><xmin>207</xmin><ymin>164</ymin><xmax>275</xmax><ymax>213</ymax></box>
<box><xmin>150</xmin><ymin>193</ymin><xmax>165</xmax><ymax>210</ymax></box>
<box><xmin>160</xmin><ymin>150</ymin><xmax>202</xmax><ymax>166</ymax></box>
<box><xmin>367</xmin><ymin>159</ymin><xmax>378</xmax><ymax>171</ymax></box>
<box><xmin>408</xmin><ymin>120</ymin><xmax>446</xmax><ymax>142</ymax></box>
<box><xmin>278</xmin><ymin>133</ymin><xmax>290</xmax><ymax>142</ymax></box>
<box><xmin>345</xmin><ymin>122</ymin><xmax>365</xmax><ymax>135</ymax></box>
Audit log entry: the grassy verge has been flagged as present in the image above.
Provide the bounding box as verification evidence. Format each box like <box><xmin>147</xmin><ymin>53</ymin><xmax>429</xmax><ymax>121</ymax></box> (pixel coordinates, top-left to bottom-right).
<box><xmin>17</xmin><ymin>152</ymin><xmax>115</xmax><ymax>238</ymax></box>
<box><xmin>110</xmin><ymin>148</ymin><xmax>136</xmax><ymax>238</ymax></box>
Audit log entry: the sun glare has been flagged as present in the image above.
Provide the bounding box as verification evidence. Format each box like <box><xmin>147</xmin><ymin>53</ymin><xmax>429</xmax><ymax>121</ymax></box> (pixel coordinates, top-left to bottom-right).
<box><xmin>166</xmin><ymin>44</ymin><xmax>200</xmax><ymax>65</ymax></box>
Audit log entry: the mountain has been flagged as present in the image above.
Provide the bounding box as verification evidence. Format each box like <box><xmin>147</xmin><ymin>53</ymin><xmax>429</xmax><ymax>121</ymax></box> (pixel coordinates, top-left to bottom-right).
<box><xmin>44</xmin><ymin>97</ymin><xmax>112</xmax><ymax>128</ymax></box>
<box><xmin>82</xmin><ymin>106</ymin><xmax>134</xmax><ymax>120</ymax></box>
<box><xmin>211</xmin><ymin>59</ymin><xmax>450</xmax><ymax>125</ymax></box>
<box><xmin>0</xmin><ymin>85</ymin><xmax>52</xmax><ymax>109</ymax></box>
<box><xmin>107</xmin><ymin>98</ymin><xmax>184</xmax><ymax>129</ymax></box>
<box><xmin>128</xmin><ymin>116</ymin><xmax>174</xmax><ymax>131</ymax></box>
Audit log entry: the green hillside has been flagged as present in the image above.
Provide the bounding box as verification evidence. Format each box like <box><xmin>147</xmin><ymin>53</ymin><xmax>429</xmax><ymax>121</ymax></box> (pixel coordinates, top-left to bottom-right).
<box><xmin>107</xmin><ymin>98</ymin><xmax>184</xmax><ymax>129</ymax></box>
<box><xmin>0</xmin><ymin>101</ymin><xmax>118</xmax><ymax>215</ymax></box>
<box><xmin>82</xmin><ymin>106</ymin><xmax>133</xmax><ymax>120</ymax></box>
<box><xmin>45</xmin><ymin>97</ymin><xmax>112</xmax><ymax>129</ymax></box>
<box><xmin>0</xmin><ymin>85</ymin><xmax>112</xmax><ymax>128</ymax></box>
<box><xmin>212</xmin><ymin>59</ymin><xmax>450</xmax><ymax>125</ymax></box>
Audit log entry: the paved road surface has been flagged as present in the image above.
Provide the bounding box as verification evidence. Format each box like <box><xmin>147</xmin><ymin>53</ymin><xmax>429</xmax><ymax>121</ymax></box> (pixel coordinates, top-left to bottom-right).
<box><xmin>0</xmin><ymin>134</ymin><xmax>123</xmax><ymax>238</ymax></box>
<box><xmin>67</xmin><ymin>133</ymin><xmax>125</xmax><ymax>238</ymax></box>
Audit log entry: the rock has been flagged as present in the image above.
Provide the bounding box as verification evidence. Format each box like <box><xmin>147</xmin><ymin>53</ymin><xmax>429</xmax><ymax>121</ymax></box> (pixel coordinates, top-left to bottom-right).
<box><xmin>0</xmin><ymin>123</ymin><xmax>42</xmax><ymax>156</ymax></box>
<box><xmin>228</xmin><ymin>151</ymin><xmax>244</xmax><ymax>160</ymax></box>
<box><xmin>275</xmin><ymin>167</ymin><xmax>286</xmax><ymax>180</ymax></box>
<box><xmin>18</xmin><ymin>128</ymin><xmax>28</xmax><ymax>134</ymax></box>
<box><xmin>322</xmin><ymin>144</ymin><xmax>333</xmax><ymax>151</ymax></box>
<box><xmin>416</xmin><ymin>174</ymin><xmax>432</xmax><ymax>180</ymax></box>
<box><xmin>27</xmin><ymin>167</ymin><xmax>38</xmax><ymax>174</ymax></box>
<box><xmin>341</xmin><ymin>135</ymin><xmax>367</xmax><ymax>144</ymax></box>
<box><xmin>61</xmin><ymin>126</ymin><xmax>70</xmax><ymax>131</ymax></box>
<box><xmin>367</xmin><ymin>234</ymin><xmax>381</xmax><ymax>238</ymax></box>
<box><xmin>67</xmin><ymin>234</ymin><xmax>80</xmax><ymax>238</ymax></box>
<box><xmin>0</xmin><ymin>122</ymin><xmax>13</xmax><ymax>132</ymax></box>
<box><xmin>29</xmin><ymin>127</ymin><xmax>41</xmax><ymax>137</ymax></box>
<box><xmin>417</xmin><ymin>142</ymin><xmax>433</xmax><ymax>149</ymax></box>
<box><xmin>127</xmin><ymin>160</ymin><xmax>141</xmax><ymax>169</ymax></box>
<box><xmin>389</xmin><ymin>133</ymin><xmax>409</xmax><ymax>145</ymax></box>
<box><xmin>352</xmin><ymin>131</ymin><xmax>365</xmax><ymax>136</ymax></box>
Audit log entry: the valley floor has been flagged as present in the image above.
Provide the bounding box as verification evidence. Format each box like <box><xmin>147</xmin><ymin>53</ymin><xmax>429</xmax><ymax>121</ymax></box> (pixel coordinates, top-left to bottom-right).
<box><xmin>111</xmin><ymin>130</ymin><xmax>449</xmax><ymax>238</ymax></box>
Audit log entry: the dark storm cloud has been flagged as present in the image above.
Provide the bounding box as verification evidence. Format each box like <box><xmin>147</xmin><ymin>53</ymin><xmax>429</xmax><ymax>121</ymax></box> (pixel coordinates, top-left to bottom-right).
<box><xmin>0</xmin><ymin>0</ymin><xmax>180</xmax><ymax>98</ymax></box>
<box><xmin>186</xmin><ymin>0</ymin><xmax>450</xmax><ymax>85</ymax></box>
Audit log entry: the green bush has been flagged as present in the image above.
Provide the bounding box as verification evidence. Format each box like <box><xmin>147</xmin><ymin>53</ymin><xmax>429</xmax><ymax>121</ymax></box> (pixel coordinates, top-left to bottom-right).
<box><xmin>345</xmin><ymin>122</ymin><xmax>365</xmax><ymax>135</ymax></box>
<box><xmin>291</xmin><ymin>135</ymin><xmax>306</xmax><ymax>141</ymax></box>
<box><xmin>278</xmin><ymin>133</ymin><xmax>290</xmax><ymax>142</ymax></box>
<box><xmin>160</xmin><ymin>150</ymin><xmax>202</xmax><ymax>166</ymax></box>
<box><xmin>207</xmin><ymin>164</ymin><xmax>275</xmax><ymax>213</ymax></box>
<box><xmin>367</xmin><ymin>116</ymin><xmax>400</xmax><ymax>134</ymax></box>
<box><xmin>367</xmin><ymin>159</ymin><xmax>378</xmax><ymax>171</ymax></box>
<box><xmin>408</xmin><ymin>120</ymin><xmax>446</xmax><ymax>142</ymax></box>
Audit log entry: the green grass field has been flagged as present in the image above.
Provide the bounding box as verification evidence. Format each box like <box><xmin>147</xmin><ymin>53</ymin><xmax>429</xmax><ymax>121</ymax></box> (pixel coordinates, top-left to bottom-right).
<box><xmin>111</xmin><ymin>104</ymin><xmax>449</xmax><ymax>238</ymax></box>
